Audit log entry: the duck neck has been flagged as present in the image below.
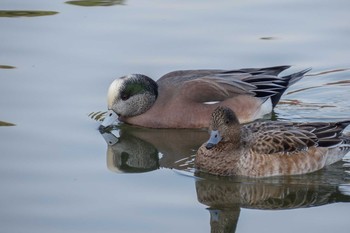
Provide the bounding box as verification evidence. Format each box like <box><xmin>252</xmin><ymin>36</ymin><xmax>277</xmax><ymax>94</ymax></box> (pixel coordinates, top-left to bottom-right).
<box><xmin>225</xmin><ymin>125</ymin><xmax>242</xmax><ymax>150</ymax></box>
<box><xmin>140</xmin><ymin>75</ymin><xmax>158</xmax><ymax>99</ymax></box>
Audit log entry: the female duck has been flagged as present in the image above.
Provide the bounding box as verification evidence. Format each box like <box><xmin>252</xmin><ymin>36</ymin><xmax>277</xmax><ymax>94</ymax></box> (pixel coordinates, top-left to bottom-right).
<box><xmin>195</xmin><ymin>106</ymin><xmax>350</xmax><ymax>177</ymax></box>
<box><xmin>101</xmin><ymin>66</ymin><xmax>310</xmax><ymax>128</ymax></box>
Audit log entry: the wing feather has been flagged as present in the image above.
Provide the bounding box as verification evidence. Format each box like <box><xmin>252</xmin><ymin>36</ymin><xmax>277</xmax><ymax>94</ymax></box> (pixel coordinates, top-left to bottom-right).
<box><xmin>156</xmin><ymin>66</ymin><xmax>308</xmax><ymax>105</ymax></box>
<box><xmin>245</xmin><ymin>120</ymin><xmax>350</xmax><ymax>155</ymax></box>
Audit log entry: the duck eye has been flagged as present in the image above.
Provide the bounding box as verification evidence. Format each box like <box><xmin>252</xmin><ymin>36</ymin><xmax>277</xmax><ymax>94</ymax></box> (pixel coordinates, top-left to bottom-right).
<box><xmin>121</xmin><ymin>93</ymin><xmax>130</xmax><ymax>101</ymax></box>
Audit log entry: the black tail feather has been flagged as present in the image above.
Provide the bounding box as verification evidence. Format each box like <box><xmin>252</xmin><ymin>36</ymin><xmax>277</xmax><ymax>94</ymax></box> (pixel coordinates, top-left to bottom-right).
<box><xmin>270</xmin><ymin>68</ymin><xmax>311</xmax><ymax>107</ymax></box>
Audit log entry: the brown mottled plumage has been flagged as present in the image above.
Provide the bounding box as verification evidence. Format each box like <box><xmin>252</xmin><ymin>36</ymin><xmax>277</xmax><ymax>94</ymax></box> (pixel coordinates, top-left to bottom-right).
<box><xmin>195</xmin><ymin>106</ymin><xmax>350</xmax><ymax>177</ymax></box>
<box><xmin>101</xmin><ymin>66</ymin><xmax>310</xmax><ymax>128</ymax></box>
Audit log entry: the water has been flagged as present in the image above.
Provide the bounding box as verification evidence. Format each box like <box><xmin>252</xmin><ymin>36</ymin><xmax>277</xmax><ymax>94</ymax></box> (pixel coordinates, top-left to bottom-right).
<box><xmin>1</xmin><ymin>0</ymin><xmax>350</xmax><ymax>232</ymax></box>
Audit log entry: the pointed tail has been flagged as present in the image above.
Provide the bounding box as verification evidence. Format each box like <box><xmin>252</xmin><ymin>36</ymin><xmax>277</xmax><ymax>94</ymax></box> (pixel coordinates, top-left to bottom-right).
<box><xmin>270</xmin><ymin>68</ymin><xmax>311</xmax><ymax>107</ymax></box>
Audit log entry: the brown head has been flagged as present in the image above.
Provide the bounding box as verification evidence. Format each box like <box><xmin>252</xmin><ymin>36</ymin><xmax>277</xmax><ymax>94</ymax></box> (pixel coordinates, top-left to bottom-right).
<box><xmin>206</xmin><ymin>106</ymin><xmax>241</xmax><ymax>149</ymax></box>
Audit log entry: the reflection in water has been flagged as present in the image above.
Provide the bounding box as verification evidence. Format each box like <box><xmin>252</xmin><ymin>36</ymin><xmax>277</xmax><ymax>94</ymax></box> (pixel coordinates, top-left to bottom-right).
<box><xmin>65</xmin><ymin>0</ymin><xmax>125</xmax><ymax>7</ymax></box>
<box><xmin>278</xmin><ymin>99</ymin><xmax>336</xmax><ymax>108</ymax></box>
<box><xmin>195</xmin><ymin>169</ymin><xmax>350</xmax><ymax>233</ymax></box>
<box><xmin>326</xmin><ymin>80</ymin><xmax>350</xmax><ymax>86</ymax></box>
<box><xmin>89</xmin><ymin>111</ymin><xmax>106</xmax><ymax>122</ymax></box>
<box><xmin>0</xmin><ymin>120</ymin><xmax>15</xmax><ymax>127</ymax></box>
<box><xmin>0</xmin><ymin>65</ymin><xmax>16</xmax><ymax>69</ymax></box>
<box><xmin>98</xmin><ymin>122</ymin><xmax>350</xmax><ymax>232</ymax></box>
<box><xmin>104</xmin><ymin>128</ymin><xmax>159</xmax><ymax>173</ymax></box>
<box><xmin>276</xmin><ymin>68</ymin><xmax>350</xmax><ymax>122</ymax></box>
<box><xmin>99</xmin><ymin>124</ymin><xmax>207</xmax><ymax>173</ymax></box>
<box><xmin>305</xmin><ymin>68</ymin><xmax>350</xmax><ymax>77</ymax></box>
<box><xmin>260</xmin><ymin>36</ymin><xmax>278</xmax><ymax>40</ymax></box>
<box><xmin>0</xmin><ymin>10</ymin><xmax>58</xmax><ymax>18</ymax></box>
<box><xmin>288</xmin><ymin>68</ymin><xmax>350</xmax><ymax>95</ymax></box>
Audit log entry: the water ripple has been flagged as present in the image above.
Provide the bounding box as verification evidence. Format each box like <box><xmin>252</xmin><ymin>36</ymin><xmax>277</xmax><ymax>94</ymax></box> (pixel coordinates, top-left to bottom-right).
<box><xmin>65</xmin><ymin>0</ymin><xmax>125</xmax><ymax>7</ymax></box>
<box><xmin>0</xmin><ymin>10</ymin><xmax>58</xmax><ymax>18</ymax></box>
<box><xmin>0</xmin><ymin>120</ymin><xmax>15</xmax><ymax>127</ymax></box>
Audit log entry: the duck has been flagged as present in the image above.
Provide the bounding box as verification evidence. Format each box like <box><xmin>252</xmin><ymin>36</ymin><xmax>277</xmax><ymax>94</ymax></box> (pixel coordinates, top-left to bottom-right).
<box><xmin>195</xmin><ymin>106</ymin><xmax>350</xmax><ymax>177</ymax></box>
<box><xmin>101</xmin><ymin>66</ymin><xmax>310</xmax><ymax>129</ymax></box>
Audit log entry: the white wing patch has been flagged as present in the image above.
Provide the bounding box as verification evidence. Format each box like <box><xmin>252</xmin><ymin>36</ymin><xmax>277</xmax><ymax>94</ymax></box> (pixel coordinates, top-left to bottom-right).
<box><xmin>203</xmin><ymin>101</ymin><xmax>220</xmax><ymax>105</ymax></box>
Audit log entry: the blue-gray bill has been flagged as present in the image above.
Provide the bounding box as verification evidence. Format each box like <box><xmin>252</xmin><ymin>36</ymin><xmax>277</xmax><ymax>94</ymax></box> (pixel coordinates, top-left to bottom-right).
<box><xmin>100</xmin><ymin>129</ymin><xmax>120</xmax><ymax>146</ymax></box>
<box><xmin>101</xmin><ymin>109</ymin><xmax>119</xmax><ymax>127</ymax></box>
<box><xmin>206</xmin><ymin>130</ymin><xmax>222</xmax><ymax>149</ymax></box>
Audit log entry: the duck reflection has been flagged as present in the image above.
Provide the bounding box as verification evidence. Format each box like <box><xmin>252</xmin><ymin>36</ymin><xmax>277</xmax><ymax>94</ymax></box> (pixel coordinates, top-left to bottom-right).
<box><xmin>195</xmin><ymin>166</ymin><xmax>350</xmax><ymax>233</ymax></box>
<box><xmin>98</xmin><ymin>124</ymin><xmax>350</xmax><ymax>232</ymax></box>
<box><xmin>99</xmin><ymin>124</ymin><xmax>208</xmax><ymax>173</ymax></box>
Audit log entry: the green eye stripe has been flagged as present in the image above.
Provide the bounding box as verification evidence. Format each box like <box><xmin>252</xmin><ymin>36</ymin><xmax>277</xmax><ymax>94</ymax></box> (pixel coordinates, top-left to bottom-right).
<box><xmin>122</xmin><ymin>82</ymin><xmax>145</xmax><ymax>97</ymax></box>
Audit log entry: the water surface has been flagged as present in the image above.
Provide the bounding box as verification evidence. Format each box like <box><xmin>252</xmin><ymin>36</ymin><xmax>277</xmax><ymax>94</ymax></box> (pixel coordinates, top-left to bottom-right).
<box><xmin>1</xmin><ymin>0</ymin><xmax>350</xmax><ymax>232</ymax></box>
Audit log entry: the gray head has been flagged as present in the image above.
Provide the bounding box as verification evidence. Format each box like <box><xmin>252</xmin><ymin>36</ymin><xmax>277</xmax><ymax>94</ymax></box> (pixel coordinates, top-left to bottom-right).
<box><xmin>101</xmin><ymin>74</ymin><xmax>158</xmax><ymax>127</ymax></box>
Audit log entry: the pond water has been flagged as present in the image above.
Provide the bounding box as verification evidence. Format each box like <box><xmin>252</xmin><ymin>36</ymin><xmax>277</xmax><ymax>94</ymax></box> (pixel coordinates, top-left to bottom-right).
<box><xmin>1</xmin><ymin>0</ymin><xmax>350</xmax><ymax>232</ymax></box>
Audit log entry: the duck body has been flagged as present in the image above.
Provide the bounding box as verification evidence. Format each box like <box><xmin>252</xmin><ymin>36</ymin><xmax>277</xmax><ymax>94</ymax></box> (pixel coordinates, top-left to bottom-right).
<box><xmin>195</xmin><ymin>106</ymin><xmax>350</xmax><ymax>177</ymax></box>
<box><xmin>102</xmin><ymin>66</ymin><xmax>310</xmax><ymax>129</ymax></box>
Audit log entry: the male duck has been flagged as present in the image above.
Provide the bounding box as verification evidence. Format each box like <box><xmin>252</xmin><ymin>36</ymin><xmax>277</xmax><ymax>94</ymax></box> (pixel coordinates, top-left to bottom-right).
<box><xmin>101</xmin><ymin>66</ymin><xmax>310</xmax><ymax>128</ymax></box>
<box><xmin>195</xmin><ymin>106</ymin><xmax>350</xmax><ymax>177</ymax></box>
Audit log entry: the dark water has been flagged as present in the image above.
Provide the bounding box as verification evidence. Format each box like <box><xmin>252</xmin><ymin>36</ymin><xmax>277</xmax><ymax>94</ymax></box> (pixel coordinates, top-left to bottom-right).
<box><xmin>1</xmin><ymin>0</ymin><xmax>350</xmax><ymax>232</ymax></box>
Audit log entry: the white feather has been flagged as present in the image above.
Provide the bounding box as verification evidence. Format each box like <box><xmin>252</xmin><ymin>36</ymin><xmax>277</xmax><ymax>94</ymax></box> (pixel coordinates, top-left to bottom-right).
<box><xmin>107</xmin><ymin>78</ymin><xmax>124</xmax><ymax>108</ymax></box>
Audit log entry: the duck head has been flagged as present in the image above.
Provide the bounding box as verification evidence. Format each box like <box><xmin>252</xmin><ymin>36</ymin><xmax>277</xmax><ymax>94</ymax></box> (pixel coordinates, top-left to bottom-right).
<box><xmin>205</xmin><ymin>106</ymin><xmax>240</xmax><ymax>149</ymax></box>
<box><xmin>101</xmin><ymin>74</ymin><xmax>158</xmax><ymax>127</ymax></box>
